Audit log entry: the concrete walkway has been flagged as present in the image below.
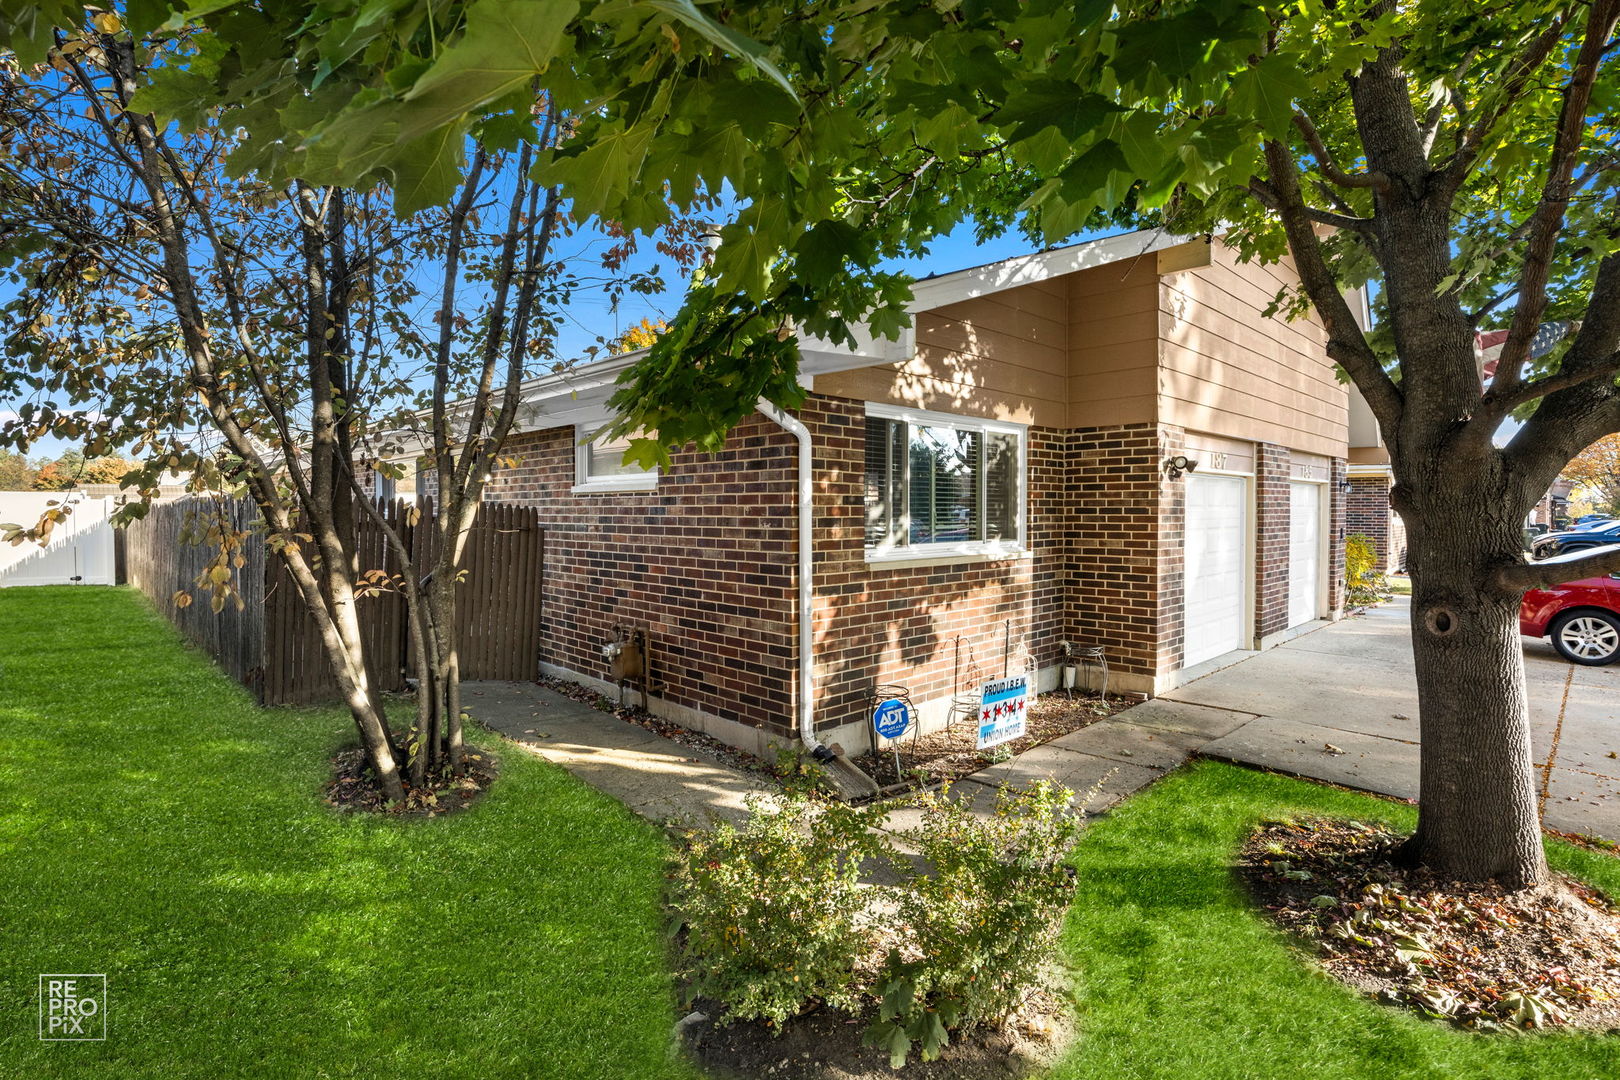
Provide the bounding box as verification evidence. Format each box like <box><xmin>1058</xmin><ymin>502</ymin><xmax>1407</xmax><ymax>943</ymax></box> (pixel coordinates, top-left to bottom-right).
<box><xmin>1177</xmin><ymin>598</ymin><xmax>1620</xmax><ymax>841</ymax></box>
<box><xmin>928</xmin><ymin>698</ymin><xmax>1249</xmax><ymax>815</ymax></box>
<box><xmin>462</xmin><ymin>681</ymin><xmax>773</xmax><ymax>828</ymax></box>
<box><xmin>467</xmin><ymin>600</ymin><xmax>1620</xmax><ymax>844</ymax></box>
<box><xmin>463</xmin><ymin>678</ymin><xmax>1212</xmax><ymax>830</ymax></box>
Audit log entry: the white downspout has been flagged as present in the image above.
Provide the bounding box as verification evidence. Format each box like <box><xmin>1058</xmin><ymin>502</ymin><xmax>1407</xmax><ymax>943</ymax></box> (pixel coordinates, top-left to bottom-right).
<box><xmin>757</xmin><ymin>398</ymin><xmax>832</xmax><ymax>760</ymax></box>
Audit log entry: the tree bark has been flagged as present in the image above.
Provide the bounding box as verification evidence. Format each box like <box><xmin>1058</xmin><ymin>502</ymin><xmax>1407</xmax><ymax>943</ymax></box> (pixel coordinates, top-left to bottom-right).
<box><xmin>1398</xmin><ymin>477</ymin><xmax>1548</xmax><ymax>888</ymax></box>
<box><xmin>428</xmin><ymin>554</ymin><xmax>463</xmax><ymax>773</ymax></box>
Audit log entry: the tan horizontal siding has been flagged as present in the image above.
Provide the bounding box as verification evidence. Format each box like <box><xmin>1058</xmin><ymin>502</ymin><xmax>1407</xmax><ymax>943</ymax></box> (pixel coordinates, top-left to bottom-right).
<box><xmin>816</xmin><ymin>236</ymin><xmax>1345</xmax><ymax>454</ymax></box>
<box><xmin>816</xmin><ymin>277</ymin><xmax>1072</xmax><ymax>428</ymax></box>
<box><xmin>1067</xmin><ymin>258</ymin><xmax>1158</xmax><ymax>428</ymax></box>
<box><xmin>1157</xmin><ymin>244</ymin><xmax>1348</xmax><ymax>458</ymax></box>
<box><xmin>812</xmin><ymin>365</ymin><xmax>1059</xmax><ymax>427</ymax></box>
<box><xmin>917</xmin><ymin>313</ymin><xmax>1066</xmax><ymax>376</ymax></box>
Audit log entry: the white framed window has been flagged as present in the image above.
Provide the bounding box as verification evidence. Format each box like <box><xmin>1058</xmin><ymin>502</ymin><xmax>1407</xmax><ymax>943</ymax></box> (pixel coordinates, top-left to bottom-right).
<box><xmin>573</xmin><ymin>422</ymin><xmax>659</xmax><ymax>494</ymax></box>
<box><xmin>863</xmin><ymin>402</ymin><xmax>1026</xmax><ymax>563</ymax></box>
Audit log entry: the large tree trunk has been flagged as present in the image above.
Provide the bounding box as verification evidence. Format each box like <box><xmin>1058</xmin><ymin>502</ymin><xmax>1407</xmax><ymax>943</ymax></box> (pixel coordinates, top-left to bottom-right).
<box><xmin>1399</xmin><ymin>481</ymin><xmax>1548</xmax><ymax>888</ymax></box>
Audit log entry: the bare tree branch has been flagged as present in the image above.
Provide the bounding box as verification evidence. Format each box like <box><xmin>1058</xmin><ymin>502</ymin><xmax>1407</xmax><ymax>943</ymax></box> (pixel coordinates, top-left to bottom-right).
<box><xmin>1486</xmin><ymin>249</ymin><xmax>1620</xmax><ymax>426</ymax></box>
<box><xmin>1260</xmin><ymin>139</ymin><xmax>1403</xmax><ymax>430</ymax></box>
<box><xmin>1497</xmin><ymin>543</ymin><xmax>1620</xmax><ymax>591</ymax></box>
<box><xmin>1292</xmin><ymin>111</ymin><xmax>1391</xmax><ymax>191</ymax></box>
<box><xmin>1491</xmin><ymin>0</ymin><xmax>1620</xmax><ymax>398</ymax></box>
<box><xmin>1248</xmin><ymin>178</ymin><xmax>1377</xmax><ymax>234</ymax></box>
<box><xmin>1442</xmin><ymin>14</ymin><xmax>1574</xmax><ymax>186</ymax></box>
<box><xmin>1484</xmin><ymin>351</ymin><xmax>1619</xmax><ymax>413</ymax></box>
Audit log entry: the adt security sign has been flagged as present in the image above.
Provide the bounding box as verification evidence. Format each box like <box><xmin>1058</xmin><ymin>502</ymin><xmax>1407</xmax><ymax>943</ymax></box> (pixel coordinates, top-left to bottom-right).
<box><xmin>976</xmin><ymin>675</ymin><xmax>1029</xmax><ymax>750</ymax></box>
<box><xmin>872</xmin><ymin>698</ymin><xmax>911</xmax><ymax>741</ymax></box>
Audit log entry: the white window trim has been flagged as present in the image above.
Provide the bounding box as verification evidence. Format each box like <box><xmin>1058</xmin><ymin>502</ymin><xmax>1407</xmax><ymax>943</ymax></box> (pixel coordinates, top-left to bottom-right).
<box><xmin>863</xmin><ymin>401</ymin><xmax>1028</xmax><ymax>564</ymax></box>
<box><xmin>572</xmin><ymin>419</ymin><xmax>660</xmax><ymax>494</ymax></box>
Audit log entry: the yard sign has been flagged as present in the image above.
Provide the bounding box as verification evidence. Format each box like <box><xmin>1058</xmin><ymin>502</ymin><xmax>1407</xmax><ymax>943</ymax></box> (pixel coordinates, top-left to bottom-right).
<box><xmin>872</xmin><ymin>698</ymin><xmax>911</xmax><ymax>741</ymax></box>
<box><xmin>976</xmin><ymin>674</ymin><xmax>1028</xmax><ymax>750</ymax></box>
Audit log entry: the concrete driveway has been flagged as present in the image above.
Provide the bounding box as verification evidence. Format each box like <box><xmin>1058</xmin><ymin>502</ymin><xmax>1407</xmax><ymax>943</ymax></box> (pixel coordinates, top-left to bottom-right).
<box><xmin>1173</xmin><ymin>598</ymin><xmax>1620</xmax><ymax>841</ymax></box>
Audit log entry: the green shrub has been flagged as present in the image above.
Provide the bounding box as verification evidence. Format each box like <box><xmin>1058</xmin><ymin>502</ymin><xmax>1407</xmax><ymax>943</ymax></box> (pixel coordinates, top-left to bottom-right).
<box><xmin>672</xmin><ymin>780</ymin><xmax>1086</xmax><ymax>1066</ymax></box>
<box><xmin>865</xmin><ymin>781</ymin><xmax>1083</xmax><ymax>1067</ymax></box>
<box><xmin>672</xmin><ymin>793</ymin><xmax>878</xmax><ymax>1028</ymax></box>
<box><xmin>1345</xmin><ymin>533</ymin><xmax>1387</xmax><ymax>607</ymax></box>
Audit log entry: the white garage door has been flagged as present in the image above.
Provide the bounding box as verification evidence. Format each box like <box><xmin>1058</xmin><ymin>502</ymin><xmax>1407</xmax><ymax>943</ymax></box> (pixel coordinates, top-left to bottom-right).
<box><xmin>1184</xmin><ymin>473</ymin><xmax>1248</xmax><ymax>667</ymax></box>
<box><xmin>1288</xmin><ymin>482</ymin><xmax>1324</xmax><ymax>628</ymax></box>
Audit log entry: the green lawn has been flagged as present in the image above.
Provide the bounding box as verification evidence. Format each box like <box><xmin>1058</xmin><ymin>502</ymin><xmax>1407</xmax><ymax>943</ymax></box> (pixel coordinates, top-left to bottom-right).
<box><xmin>1058</xmin><ymin>761</ymin><xmax>1620</xmax><ymax>1080</ymax></box>
<box><xmin>0</xmin><ymin>586</ymin><xmax>692</xmax><ymax>1079</ymax></box>
<box><xmin>4</xmin><ymin>588</ymin><xmax>1616</xmax><ymax>1079</ymax></box>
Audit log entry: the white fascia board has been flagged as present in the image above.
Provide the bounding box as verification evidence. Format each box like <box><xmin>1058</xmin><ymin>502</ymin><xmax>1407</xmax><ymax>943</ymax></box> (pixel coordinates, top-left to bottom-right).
<box><xmin>903</xmin><ymin>227</ymin><xmax>1185</xmax><ymax>313</ymax></box>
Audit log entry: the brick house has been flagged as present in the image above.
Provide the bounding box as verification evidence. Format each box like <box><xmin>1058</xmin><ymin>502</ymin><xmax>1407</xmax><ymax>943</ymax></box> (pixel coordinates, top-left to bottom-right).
<box><xmin>1530</xmin><ymin>478</ymin><xmax>1574</xmax><ymax>529</ymax></box>
<box><xmin>1346</xmin><ymin>407</ymin><xmax>1407</xmax><ymax>574</ymax></box>
<box><xmin>422</xmin><ymin>229</ymin><xmax>1351</xmax><ymax>758</ymax></box>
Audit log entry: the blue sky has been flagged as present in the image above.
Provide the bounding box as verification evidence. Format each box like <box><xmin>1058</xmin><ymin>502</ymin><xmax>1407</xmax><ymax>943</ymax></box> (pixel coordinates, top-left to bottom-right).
<box><xmin>5</xmin><ymin>218</ymin><xmax>1052</xmax><ymax>461</ymax></box>
<box><xmin>550</xmin><ymin>216</ymin><xmax>1049</xmax><ymax>360</ymax></box>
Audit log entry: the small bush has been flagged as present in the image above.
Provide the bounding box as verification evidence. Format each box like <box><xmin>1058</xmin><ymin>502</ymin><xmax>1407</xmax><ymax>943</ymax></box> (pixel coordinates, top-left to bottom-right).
<box><xmin>865</xmin><ymin>781</ymin><xmax>1083</xmax><ymax>1067</ymax></box>
<box><xmin>1345</xmin><ymin>533</ymin><xmax>1387</xmax><ymax>607</ymax></box>
<box><xmin>672</xmin><ymin>780</ymin><xmax>1087</xmax><ymax>1066</ymax></box>
<box><xmin>673</xmin><ymin>793</ymin><xmax>878</xmax><ymax>1028</ymax></box>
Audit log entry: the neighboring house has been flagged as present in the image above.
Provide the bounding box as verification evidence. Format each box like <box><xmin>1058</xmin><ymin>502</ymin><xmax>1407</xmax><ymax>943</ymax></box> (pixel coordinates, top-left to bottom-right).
<box><xmin>1346</xmin><ymin>376</ymin><xmax>1408</xmax><ymax>574</ymax></box>
<box><xmin>1347</xmin><ymin>320</ymin><xmax>1580</xmax><ymax>572</ymax></box>
<box><xmin>418</xmin><ymin>228</ymin><xmax>1351</xmax><ymax>758</ymax></box>
<box><xmin>1530</xmin><ymin>478</ymin><xmax>1574</xmax><ymax>530</ymax></box>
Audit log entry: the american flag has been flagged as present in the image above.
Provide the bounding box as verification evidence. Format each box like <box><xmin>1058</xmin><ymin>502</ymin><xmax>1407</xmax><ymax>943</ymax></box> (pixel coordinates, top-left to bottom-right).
<box><xmin>1477</xmin><ymin>321</ymin><xmax>1573</xmax><ymax>379</ymax></box>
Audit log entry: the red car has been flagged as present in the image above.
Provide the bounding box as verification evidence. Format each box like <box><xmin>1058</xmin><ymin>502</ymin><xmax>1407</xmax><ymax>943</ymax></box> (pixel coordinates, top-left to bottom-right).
<box><xmin>1520</xmin><ymin>544</ymin><xmax>1620</xmax><ymax>665</ymax></box>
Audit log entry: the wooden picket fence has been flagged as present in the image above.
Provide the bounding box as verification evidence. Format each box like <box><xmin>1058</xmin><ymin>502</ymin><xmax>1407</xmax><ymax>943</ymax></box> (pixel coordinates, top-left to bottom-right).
<box><xmin>125</xmin><ymin>496</ymin><xmax>544</xmax><ymax>705</ymax></box>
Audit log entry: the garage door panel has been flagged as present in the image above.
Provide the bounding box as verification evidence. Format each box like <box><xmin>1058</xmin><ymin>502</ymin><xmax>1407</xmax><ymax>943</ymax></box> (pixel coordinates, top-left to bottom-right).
<box><xmin>1288</xmin><ymin>482</ymin><xmax>1323</xmax><ymax>628</ymax></box>
<box><xmin>1184</xmin><ymin>473</ymin><xmax>1248</xmax><ymax>667</ymax></box>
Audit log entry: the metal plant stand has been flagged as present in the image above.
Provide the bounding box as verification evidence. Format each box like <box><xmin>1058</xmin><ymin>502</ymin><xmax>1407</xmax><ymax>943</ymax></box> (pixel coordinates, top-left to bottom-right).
<box><xmin>871</xmin><ymin>683</ymin><xmax>918</xmax><ymax>780</ymax></box>
<box><xmin>1073</xmin><ymin>645</ymin><xmax>1108</xmax><ymax>701</ymax></box>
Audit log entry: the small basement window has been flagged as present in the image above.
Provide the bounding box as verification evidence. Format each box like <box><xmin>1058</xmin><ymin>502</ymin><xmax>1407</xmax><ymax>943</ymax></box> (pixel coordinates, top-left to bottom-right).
<box><xmin>863</xmin><ymin>403</ymin><xmax>1025</xmax><ymax>561</ymax></box>
<box><xmin>573</xmin><ymin>424</ymin><xmax>659</xmax><ymax>493</ymax></box>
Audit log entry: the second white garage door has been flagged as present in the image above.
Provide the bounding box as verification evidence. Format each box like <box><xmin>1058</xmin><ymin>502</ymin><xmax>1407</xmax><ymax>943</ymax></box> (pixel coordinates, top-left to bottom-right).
<box><xmin>1184</xmin><ymin>473</ymin><xmax>1249</xmax><ymax>667</ymax></box>
<box><xmin>1288</xmin><ymin>481</ymin><xmax>1325</xmax><ymax>628</ymax></box>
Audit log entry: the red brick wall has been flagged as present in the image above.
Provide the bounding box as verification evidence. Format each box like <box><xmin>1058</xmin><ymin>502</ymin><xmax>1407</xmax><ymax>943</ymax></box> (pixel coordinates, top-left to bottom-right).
<box><xmin>1253</xmin><ymin>443</ymin><xmax>1291</xmax><ymax>640</ymax></box>
<box><xmin>803</xmin><ymin>395</ymin><xmax>1068</xmax><ymax>734</ymax></box>
<box><xmin>442</xmin><ymin>415</ymin><xmax>802</xmax><ymax>736</ymax></box>
<box><xmin>1347</xmin><ymin>472</ymin><xmax>1405</xmax><ymax>573</ymax></box>
<box><xmin>1066</xmin><ymin>425</ymin><xmax>1177</xmax><ymax>681</ymax></box>
<box><xmin>448</xmin><ymin>392</ymin><xmax>1348</xmax><ymax>748</ymax></box>
<box><xmin>1328</xmin><ymin>457</ymin><xmax>1349</xmax><ymax>611</ymax></box>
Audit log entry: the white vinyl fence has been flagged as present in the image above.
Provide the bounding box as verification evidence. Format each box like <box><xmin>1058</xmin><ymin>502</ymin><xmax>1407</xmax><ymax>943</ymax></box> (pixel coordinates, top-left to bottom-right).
<box><xmin>0</xmin><ymin>492</ymin><xmax>117</xmax><ymax>587</ymax></box>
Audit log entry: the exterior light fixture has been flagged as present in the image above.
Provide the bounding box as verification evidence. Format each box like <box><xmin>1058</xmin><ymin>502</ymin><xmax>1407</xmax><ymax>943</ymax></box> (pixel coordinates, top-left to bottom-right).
<box><xmin>1164</xmin><ymin>455</ymin><xmax>1199</xmax><ymax>479</ymax></box>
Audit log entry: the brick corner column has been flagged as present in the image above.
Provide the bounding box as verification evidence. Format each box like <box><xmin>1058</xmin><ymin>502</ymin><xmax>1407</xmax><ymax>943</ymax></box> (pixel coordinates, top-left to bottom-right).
<box><xmin>1253</xmin><ymin>442</ymin><xmax>1291</xmax><ymax>643</ymax></box>
<box><xmin>1328</xmin><ymin>457</ymin><xmax>1349</xmax><ymax>615</ymax></box>
<box><xmin>1154</xmin><ymin>425</ymin><xmax>1188</xmax><ymax>679</ymax></box>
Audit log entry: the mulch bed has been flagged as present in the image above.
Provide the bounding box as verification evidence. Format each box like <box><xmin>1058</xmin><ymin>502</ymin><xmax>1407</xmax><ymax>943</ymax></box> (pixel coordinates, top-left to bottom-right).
<box><xmin>852</xmin><ymin>691</ymin><xmax>1132</xmax><ymax>789</ymax></box>
<box><xmin>1241</xmin><ymin>818</ymin><xmax>1620</xmax><ymax>1031</ymax></box>
<box><xmin>679</xmin><ymin>992</ymin><xmax>1071</xmax><ymax>1080</ymax></box>
<box><xmin>323</xmin><ymin>746</ymin><xmax>499</xmax><ymax>817</ymax></box>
